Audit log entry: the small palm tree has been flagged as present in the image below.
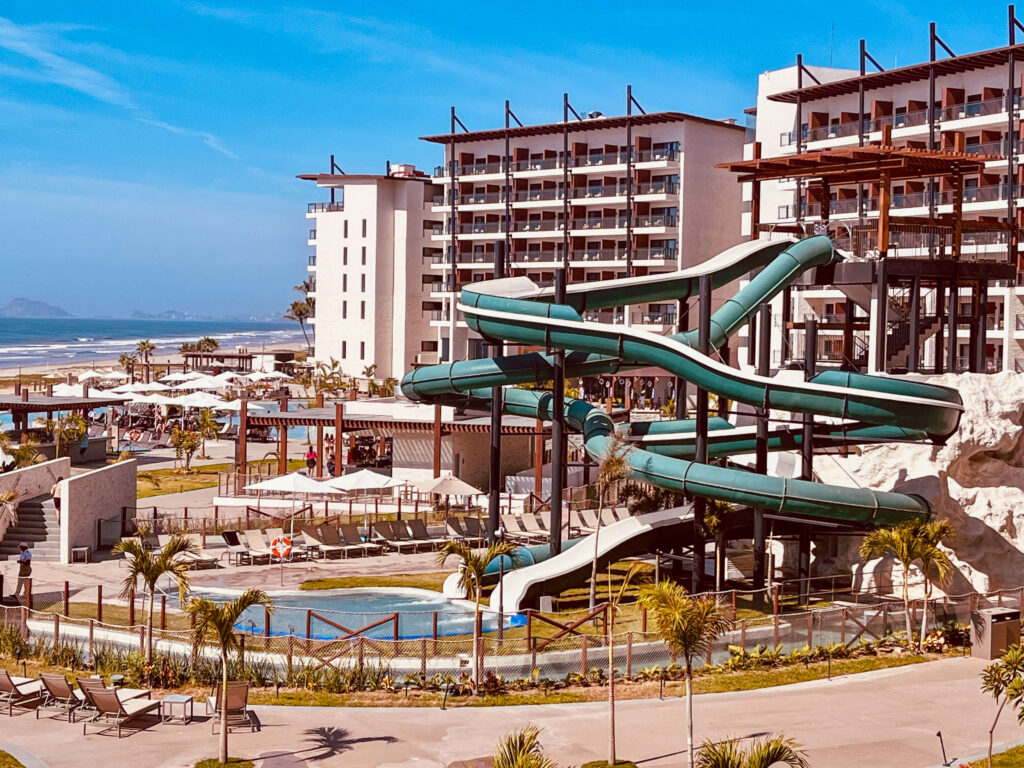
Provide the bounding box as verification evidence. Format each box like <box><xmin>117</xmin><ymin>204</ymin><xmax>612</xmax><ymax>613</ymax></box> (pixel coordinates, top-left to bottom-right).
<box><xmin>436</xmin><ymin>540</ymin><xmax>518</xmax><ymax>692</ymax></box>
<box><xmin>607</xmin><ymin>562</ymin><xmax>648</xmax><ymax>766</ymax></box>
<box><xmin>111</xmin><ymin>533</ymin><xmax>196</xmax><ymax>662</ymax></box>
<box><xmin>639</xmin><ymin>581</ymin><xmax>731</xmax><ymax>768</ymax></box>
<box><xmin>590</xmin><ymin>432</ymin><xmax>632</xmax><ymax>610</ymax></box>
<box><xmin>860</xmin><ymin>519</ymin><xmax>953</xmax><ymax>652</ymax></box>
<box><xmin>187</xmin><ymin>589</ymin><xmax>273</xmax><ymax>765</ymax></box>
<box><xmin>981</xmin><ymin>645</ymin><xmax>1024</xmax><ymax>768</ymax></box>
<box><xmin>0</xmin><ymin>432</ymin><xmax>42</xmax><ymax>470</ymax></box>
<box><xmin>696</xmin><ymin>734</ymin><xmax>809</xmax><ymax>768</ymax></box>
<box><xmin>136</xmin><ymin>340</ymin><xmax>155</xmax><ymax>382</ymax></box>
<box><xmin>118</xmin><ymin>352</ymin><xmax>138</xmax><ymax>381</ymax></box>
<box><xmin>284</xmin><ymin>300</ymin><xmax>312</xmax><ymax>353</ymax></box>
<box><xmin>492</xmin><ymin>724</ymin><xmax>557</xmax><ymax>768</ymax></box>
<box><xmin>915</xmin><ymin>520</ymin><xmax>955</xmax><ymax>643</ymax></box>
<box><xmin>196</xmin><ymin>408</ymin><xmax>220</xmax><ymax>458</ymax></box>
<box><xmin>196</xmin><ymin>336</ymin><xmax>220</xmax><ymax>353</ymax></box>
<box><xmin>43</xmin><ymin>413</ymin><xmax>87</xmax><ymax>459</ymax></box>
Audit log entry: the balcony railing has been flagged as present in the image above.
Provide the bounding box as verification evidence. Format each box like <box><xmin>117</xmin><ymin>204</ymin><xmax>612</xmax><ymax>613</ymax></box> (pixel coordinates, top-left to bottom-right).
<box><xmin>513</xmin><ymin>157</ymin><xmax>562</xmax><ymax>172</ymax></box>
<box><xmin>571</xmin><ymin>246</ymin><xmax>677</xmax><ymax>261</ymax></box>
<box><xmin>459</xmin><ymin>191</ymin><xmax>504</xmax><ymax>205</ymax></box>
<box><xmin>634</xmin><ymin>214</ymin><xmax>678</xmax><ymax>228</ymax></box>
<box><xmin>633</xmin><ymin>310</ymin><xmax>677</xmax><ymax>325</ymax></box>
<box><xmin>428</xmin><ymin>310</ymin><xmax>450</xmax><ymax>321</ymax></box>
<box><xmin>515</xmin><ymin>219</ymin><xmax>563</xmax><ymax>232</ymax></box>
<box><xmin>572</xmin><ymin>185</ymin><xmax>626</xmax><ymax>199</ymax></box>
<box><xmin>516</xmin><ymin>189</ymin><xmax>563</xmax><ymax>202</ymax></box>
<box><xmin>582</xmin><ymin>310</ymin><xmax>626</xmax><ymax>324</ymax></box>
<box><xmin>308</xmin><ymin>229</ymin><xmax>317</xmax><ymax>240</ymax></box>
<box><xmin>636</xmin><ymin>147</ymin><xmax>679</xmax><ymax>162</ymax></box>
<box><xmin>570</xmin><ymin>216</ymin><xmax>628</xmax><ymax>230</ymax></box>
<box><xmin>307</xmin><ymin>202</ymin><xmax>344</xmax><ymax>213</ymax></box>
<box><xmin>514</xmin><ymin>250</ymin><xmax>562</xmax><ymax>263</ymax></box>
<box><xmin>574</xmin><ymin>150</ymin><xmax>631</xmax><ymax>167</ymax></box>
<box><xmin>635</xmin><ymin>181</ymin><xmax>678</xmax><ymax>195</ymax></box>
<box><xmin>461</xmin><ymin>160</ymin><xmax>504</xmax><ymax>175</ymax></box>
<box><xmin>307</xmin><ymin>255</ymin><xmax>316</xmax><ymax>267</ymax></box>
<box><xmin>460</xmin><ymin>221</ymin><xmax>505</xmax><ymax>234</ymax></box>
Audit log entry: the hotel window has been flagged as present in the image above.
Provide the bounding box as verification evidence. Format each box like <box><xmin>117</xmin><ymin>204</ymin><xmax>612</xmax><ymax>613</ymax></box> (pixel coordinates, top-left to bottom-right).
<box><xmin>342</xmin><ymin>341</ymin><xmax>347</xmax><ymax>358</ymax></box>
<box><xmin>360</xmin><ymin>341</ymin><xmax>365</xmax><ymax>360</ymax></box>
<box><xmin>342</xmin><ymin>301</ymin><xmax>347</xmax><ymax>318</ymax></box>
<box><xmin>361</xmin><ymin>246</ymin><xmax>367</xmax><ymax>265</ymax></box>
<box><xmin>361</xmin><ymin>274</ymin><xmax>366</xmax><ymax>291</ymax></box>
<box><xmin>343</xmin><ymin>247</ymin><xmax>348</xmax><ymax>265</ymax></box>
<box><xmin>360</xmin><ymin>301</ymin><xmax>365</xmax><ymax>319</ymax></box>
<box><xmin>343</xmin><ymin>220</ymin><xmax>348</xmax><ymax>238</ymax></box>
<box><xmin>362</xmin><ymin>219</ymin><xmax>367</xmax><ymax>237</ymax></box>
<box><xmin>342</xmin><ymin>275</ymin><xmax>347</xmax><ymax>291</ymax></box>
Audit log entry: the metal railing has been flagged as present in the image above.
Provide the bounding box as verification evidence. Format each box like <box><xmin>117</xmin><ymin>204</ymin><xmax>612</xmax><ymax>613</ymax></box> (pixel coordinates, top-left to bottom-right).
<box><xmin>515</xmin><ymin>219</ymin><xmax>562</xmax><ymax>232</ymax></box>
<box><xmin>634</xmin><ymin>214</ymin><xmax>678</xmax><ymax>228</ymax></box>
<box><xmin>307</xmin><ymin>202</ymin><xmax>344</xmax><ymax>213</ymax></box>
<box><xmin>513</xmin><ymin>157</ymin><xmax>562</xmax><ymax>172</ymax></box>
<box><xmin>574</xmin><ymin>150</ymin><xmax>631</xmax><ymax>167</ymax></box>
<box><xmin>571</xmin><ymin>185</ymin><xmax>626</xmax><ymax>199</ymax></box>
<box><xmin>516</xmin><ymin>188</ymin><xmax>562</xmax><ymax>202</ymax></box>
<box><xmin>308</xmin><ymin>229</ymin><xmax>317</xmax><ymax>240</ymax></box>
<box><xmin>570</xmin><ymin>216</ymin><xmax>628</xmax><ymax>230</ymax></box>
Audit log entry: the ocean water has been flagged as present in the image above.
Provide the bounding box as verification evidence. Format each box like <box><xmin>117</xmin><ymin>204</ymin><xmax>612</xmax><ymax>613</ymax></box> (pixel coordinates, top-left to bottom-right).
<box><xmin>0</xmin><ymin>318</ymin><xmax>305</xmax><ymax>370</ymax></box>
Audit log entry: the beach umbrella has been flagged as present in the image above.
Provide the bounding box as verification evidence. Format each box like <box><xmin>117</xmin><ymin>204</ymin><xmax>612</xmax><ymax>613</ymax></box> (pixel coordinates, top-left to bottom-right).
<box><xmin>218</xmin><ymin>400</ymin><xmax>267</xmax><ymax>412</ymax></box>
<box><xmin>416</xmin><ymin>474</ymin><xmax>484</xmax><ymax>497</ymax></box>
<box><xmin>248</xmin><ymin>370</ymin><xmax>291</xmax><ymax>381</ymax></box>
<box><xmin>113</xmin><ymin>381</ymin><xmax>171</xmax><ymax>394</ymax></box>
<box><xmin>173</xmin><ymin>376</ymin><xmax>225</xmax><ymax>391</ymax></box>
<box><xmin>77</xmin><ymin>370</ymin><xmax>106</xmax><ymax>382</ymax></box>
<box><xmin>322</xmin><ymin>468</ymin><xmax>406</xmax><ymax>492</ymax></box>
<box><xmin>174</xmin><ymin>392</ymin><xmax>229</xmax><ymax>409</ymax></box>
<box><xmin>244</xmin><ymin>471</ymin><xmax>334</xmax><ymax>577</ymax></box>
<box><xmin>96</xmin><ymin>371</ymin><xmax>129</xmax><ymax>381</ymax></box>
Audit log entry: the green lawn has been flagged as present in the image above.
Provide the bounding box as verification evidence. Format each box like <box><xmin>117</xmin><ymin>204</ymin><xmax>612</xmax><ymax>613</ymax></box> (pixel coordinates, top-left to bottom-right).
<box><xmin>968</xmin><ymin>744</ymin><xmax>1024</xmax><ymax>767</ymax></box>
<box><xmin>0</xmin><ymin>751</ymin><xmax>26</xmax><ymax>768</ymax></box>
<box><xmin>301</xmin><ymin>572</ymin><xmax>450</xmax><ymax>592</ymax></box>
<box><xmin>137</xmin><ymin>459</ymin><xmax>304</xmax><ymax>498</ymax></box>
<box><xmin>193</xmin><ymin>759</ymin><xmax>254</xmax><ymax>768</ymax></box>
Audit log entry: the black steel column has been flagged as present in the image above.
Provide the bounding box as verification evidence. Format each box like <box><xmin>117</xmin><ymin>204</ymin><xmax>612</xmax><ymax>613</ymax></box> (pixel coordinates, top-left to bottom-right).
<box><xmin>550</xmin><ymin>268</ymin><xmax>567</xmax><ymax>555</ymax></box>
<box><xmin>947</xmin><ymin>281</ymin><xmax>959</xmax><ymax>372</ymax></box>
<box><xmin>908</xmin><ymin>275</ymin><xmax>921</xmax><ymax>372</ymax></box>
<box><xmin>449</xmin><ymin>106</ymin><xmax>458</xmax><ymax>355</ymax></box>
<box><xmin>505</xmin><ymin>100</ymin><xmax>513</xmax><ymax>269</ymax></box>
<box><xmin>563</xmin><ymin>93</ymin><xmax>571</xmax><ymax>270</ymax></box>
<box><xmin>753</xmin><ymin>303</ymin><xmax>770</xmax><ymax>596</ymax></box>
<box><xmin>795</xmin><ymin>54</ymin><xmax>804</xmax><ymax>223</ymax></box>
<box><xmin>693</xmin><ymin>273</ymin><xmax>711</xmax><ymax>593</ymax></box>
<box><xmin>488</xmin><ymin>241</ymin><xmax>507</xmax><ymax>543</ymax></box>
<box><xmin>1009</xmin><ymin>7</ymin><xmax>1018</xmax><ymax>256</ymax></box>
<box><xmin>675</xmin><ymin>299</ymin><xmax>689</xmax><ymax>418</ymax></box>
<box><xmin>799</xmin><ymin>319</ymin><xmax>817</xmax><ymax>605</ymax></box>
<box><xmin>625</xmin><ymin>85</ymin><xmax>634</xmax><ymax>276</ymax></box>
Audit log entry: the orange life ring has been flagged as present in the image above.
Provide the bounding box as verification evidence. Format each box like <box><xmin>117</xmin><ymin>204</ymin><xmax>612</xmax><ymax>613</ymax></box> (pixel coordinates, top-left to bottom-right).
<box><xmin>127</xmin><ymin>429</ymin><xmax>142</xmax><ymax>441</ymax></box>
<box><xmin>271</xmin><ymin>535</ymin><xmax>292</xmax><ymax>559</ymax></box>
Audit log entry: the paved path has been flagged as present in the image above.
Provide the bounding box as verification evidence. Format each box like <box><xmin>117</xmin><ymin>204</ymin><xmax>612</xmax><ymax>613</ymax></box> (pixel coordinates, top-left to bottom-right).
<box><xmin>0</xmin><ymin>657</ymin><xmax>1019</xmax><ymax>767</ymax></box>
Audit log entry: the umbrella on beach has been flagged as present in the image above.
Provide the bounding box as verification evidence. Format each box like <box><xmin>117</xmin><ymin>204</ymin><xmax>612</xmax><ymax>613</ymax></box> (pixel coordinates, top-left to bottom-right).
<box><xmin>96</xmin><ymin>371</ymin><xmax>129</xmax><ymax>381</ymax></box>
<box><xmin>416</xmin><ymin>474</ymin><xmax>484</xmax><ymax>497</ymax></box>
<box><xmin>76</xmin><ymin>370</ymin><xmax>106</xmax><ymax>382</ymax></box>
<box><xmin>173</xmin><ymin>392</ymin><xmax>229</xmax><ymax>409</ymax></box>
<box><xmin>112</xmin><ymin>381</ymin><xmax>171</xmax><ymax>394</ymax></box>
<box><xmin>218</xmin><ymin>400</ymin><xmax>267</xmax><ymax>412</ymax></box>
<box><xmin>161</xmin><ymin>371</ymin><xmax>206</xmax><ymax>383</ymax></box>
<box><xmin>172</xmin><ymin>376</ymin><xmax>225</xmax><ymax>391</ymax></box>
<box><xmin>322</xmin><ymin>468</ymin><xmax>406</xmax><ymax>492</ymax></box>
<box><xmin>247</xmin><ymin>370</ymin><xmax>291</xmax><ymax>381</ymax></box>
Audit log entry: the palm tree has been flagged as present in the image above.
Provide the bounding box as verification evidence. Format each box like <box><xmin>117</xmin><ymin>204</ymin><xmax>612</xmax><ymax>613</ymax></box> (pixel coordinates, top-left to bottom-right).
<box><xmin>0</xmin><ymin>432</ymin><xmax>42</xmax><ymax>470</ymax></box>
<box><xmin>860</xmin><ymin>519</ymin><xmax>954</xmax><ymax>652</ymax></box>
<box><xmin>293</xmin><ymin>277</ymin><xmax>316</xmax><ymax>313</ymax></box>
<box><xmin>196</xmin><ymin>337</ymin><xmax>220</xmax><ymax>353</ymax></box>
<box><xmin>436</xmin><ymin>540</ymin><xmax>518</xmax><ymax>692</ymax></box>
<box><xmin>136</xmin><ymin>340</ymin><xmax>155</xmax><ymax>382</ymax></box>
<box><xmin>915</xmin><ymin>520</ymin><xmax>955</xmax><ymax>644</ymax></box>
<box><xmin>696</xmin><ymin>734</ymin><xmax>809</xmax><ymax>768</ymax></box>
<box><xmin>492</xmin><ymin>725</ymin><xmax>557</xmax><ymax>768</ymax></box>
<box><xmin>284</xmin><ymin>300</ymin><xmax>312</xmax><ymax>353</ymax></box>
<box><xmin>606</xmin><ymin>562</ymin><xmax>648</xmax><ymax>766</ymax></box>
<box><xmin>590</xmin><ymin>432</ymin><xmax>632</xmax><ymax>610</ymax></box>
<box><xmin>981</xmin><ymin>645</ymin><xmax>1024</xmax><ymax>768</ymax></box>
<box><xmin>197</xmin><ymin>408</ymin><xmax>220</xmax><ymax>459</ymax></box>
<box><xmin>43</xmin><ymin>413</ymin><xmax>87</xmax><ymax>458</ymax></box>
<box><xmin>118</xmin><ymin>352</ymin><xmax>138</xmax><ymax>382</ymax></box>
<box><xmin>639</xmin><ymin>581</ymin><xmax>731</xmax><ymax>768</ymax></box>
<box><xmin>110</xmin><ymin>534</ymin><xmax>196</xmax><ymax>662</ymax></box>
<box><xmin>187</xmin><ymin>589</ymin><xmax>273</xmax><ymax>765</ymax></box>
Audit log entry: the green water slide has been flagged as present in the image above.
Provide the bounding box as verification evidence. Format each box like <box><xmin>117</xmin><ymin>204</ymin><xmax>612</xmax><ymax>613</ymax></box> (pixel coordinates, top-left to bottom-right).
<box><xmin>400</xmin><ymin>236</ymin><xmax>963</xmax><ymax>606</ymax></box>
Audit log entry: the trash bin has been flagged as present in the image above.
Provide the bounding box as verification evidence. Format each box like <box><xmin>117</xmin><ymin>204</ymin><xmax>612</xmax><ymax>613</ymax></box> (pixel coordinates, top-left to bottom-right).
<box><xmin>971</xmin><ymin>607</ymin><xmax>1022</xmax><ymax>660</ymax></box>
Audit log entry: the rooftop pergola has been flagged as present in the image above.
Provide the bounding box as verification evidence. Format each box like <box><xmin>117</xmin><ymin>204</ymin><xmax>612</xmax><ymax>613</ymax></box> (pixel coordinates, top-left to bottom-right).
<box><xmin>0</xmin><ymin>392</ymin><xmax>127</xmax><ymax>440</ymax></box>
<box><xmin>183</xmin><ymin>351</ymin><xmax>255</xmax><ymax>372</ymax></box>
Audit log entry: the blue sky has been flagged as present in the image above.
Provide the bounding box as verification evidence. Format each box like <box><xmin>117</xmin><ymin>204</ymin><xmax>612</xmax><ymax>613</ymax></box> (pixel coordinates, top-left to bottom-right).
<box><xmin>0</xmin><ymin>1</ymin><xmax>1014</xmax><ymax>317</ymax></box>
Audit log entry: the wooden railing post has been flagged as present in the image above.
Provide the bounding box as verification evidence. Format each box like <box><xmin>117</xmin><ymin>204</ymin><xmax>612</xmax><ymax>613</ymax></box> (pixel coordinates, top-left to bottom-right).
<box><xmin>626</xmin><ymin>632</ymin><xmax>633</xmax><ymax>678</ymax></box>
<box><xmin>63</xmin><ymin>581</ymin><xmax>69</xmax><ymax>617</ymax></box>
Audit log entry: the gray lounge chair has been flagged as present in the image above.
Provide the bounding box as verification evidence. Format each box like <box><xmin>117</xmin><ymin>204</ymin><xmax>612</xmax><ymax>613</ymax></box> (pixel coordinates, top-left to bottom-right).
<box><xmin>408</xmin><ymin>519</ymin><xmax>448</xmax><ymax>549</ymax></box>
<box><xmin>372</xmin><ymin>520</ymin><xmax>417</xmax><ymax>553</ymax></box>
<box><xmin>36</xmin><ymin>674</ymin><xmax>83</xmax><ymax>721</ymax></box>
<box><xmin>242</xmin><ymin>529</ymin><xmax>273</xmax><ymax>563</ymax></box>
<box><xmin>206</xmin><ymin>682</ymin><xmax>258</xmax><ymax>733</ymax></box>
<box><xmin>298</xmin><ymin>526</ymin><xmax>345</xmax><ymax>559</ymax></box>
<box><xmin>220</xmin><ymin>530</ymin><xmax>252</xmax><ymax>565</ymax></box>
<box><xmin>340</xmin><ymin>524</ymin><xmax>383</xmax><ymax>556</ymax></box>
<box><xmin>156</xmin><ymin>534</ymin><xmax>217</xmax><ymax>569</ymax></box>
<box><xmin>80</xmin><ymin>688</ymin><xmax>161</xmax><ymax>737</ymax></box>
<box><xmin>0</xmin><ymin>671</ymin><xmax>42</xmax><ymax>716</ymax></box>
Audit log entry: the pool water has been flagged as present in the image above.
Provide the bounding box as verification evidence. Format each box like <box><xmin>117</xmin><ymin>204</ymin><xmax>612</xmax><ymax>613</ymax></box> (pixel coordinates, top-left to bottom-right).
<box><xmin>194</xmin><ymin>588</ymin><xmax>525</xmax><ymax>640</ymax></box>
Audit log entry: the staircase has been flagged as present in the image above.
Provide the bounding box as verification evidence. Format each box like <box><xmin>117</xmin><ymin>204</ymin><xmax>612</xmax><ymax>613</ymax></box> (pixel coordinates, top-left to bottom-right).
<box><xmin>887</xmin><ymin>317</ymin><xmax>943</xmax><ymax>370</ymax></box>
<box><xmin>0</xmin><ymin>495</ymin><xmax>60</xmax><ymax>562</ymax></box>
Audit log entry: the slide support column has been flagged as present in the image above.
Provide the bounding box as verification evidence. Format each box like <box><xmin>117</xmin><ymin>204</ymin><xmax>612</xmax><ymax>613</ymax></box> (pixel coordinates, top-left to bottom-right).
<box><xmin>799</xmin><ymin>319</ymin><xmax>817</xmax><ymax>606</ymax></box>
<box><xmin>753</xmin><ymin>303</ymin><xmax>770</xmax><ymax>599</ymax></box>
<box><xmin>693</xmin><ymin>273</ymin><xmax>711</xmax><ymax>594</ymax></box>
<box><xmin>488</xmin><ymin>242</ymin><xmax>506</xmax><ymax>543</ymax></box>
<box><xmin>550</xmin><ymin>268</ymin><xmax>567</xmax><ymax>555</ymax></box>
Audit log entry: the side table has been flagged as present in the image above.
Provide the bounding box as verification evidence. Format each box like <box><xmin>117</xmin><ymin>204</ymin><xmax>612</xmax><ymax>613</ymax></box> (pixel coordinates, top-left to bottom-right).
<box><xmin>161</xmin><ymin>693</ymin><xmax>194</xmax><ymax>724</ymax></box>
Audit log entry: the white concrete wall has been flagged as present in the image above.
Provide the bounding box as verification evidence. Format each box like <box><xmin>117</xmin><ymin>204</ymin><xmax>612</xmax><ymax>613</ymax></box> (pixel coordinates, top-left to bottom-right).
<box><xmin>0</xmin><ymin>458</ymin><xmax>70</xmax><ymax>502</ymax></box>
<box><xmin>61</xmin><ymin>459</ymin><xmax>136</xmax><ymax>563</ymax></box>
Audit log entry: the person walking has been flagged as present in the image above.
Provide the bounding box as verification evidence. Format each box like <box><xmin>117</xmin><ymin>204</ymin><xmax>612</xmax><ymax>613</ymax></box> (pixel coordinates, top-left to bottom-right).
<box><xmin>12</xmin><ymin>543</ymin><xmax>31</xmax><ymax>600</ymax></box>
<box><xmin>50</xmin><ymin>475</ymin><xmax>63</xmax><ymax>523</ymax></box>
<box><xmin>305</xmin><ymin>446</ymin><xmax>317</xmax><ymax>473</ymax></box>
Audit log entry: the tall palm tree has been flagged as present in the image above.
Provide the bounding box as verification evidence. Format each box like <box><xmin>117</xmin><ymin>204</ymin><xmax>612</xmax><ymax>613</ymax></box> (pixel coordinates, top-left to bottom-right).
<box><xmin>696</xmin><ymin>734</ymin><xmax>809</xmax><ymax>768</ymax></box>
<box><xmin>492</xmin><ymin>725</ymin><xmax>557</xmax><ymax>768</ymax></box>
<box><xmin>118</xmin><ymin>352</ymin><xmax>138</xmax><ymax>382</ymax></box>
<box><xmin>294</xmin><ymin>277</ymin><xmax>316</xmax><ymax>315</ymax></box>
<box><xmin>606</xmin><ymin>562</ymin><xmax>648</xmax><ymax>767</ymax></box>
<box><xmin>915</xmin><ymin>520</ymin><xmax>955</xmax><ymax>644</ymax></box>
<box><xmin>981</xmin><ymin>645</ymin><xmax>1024</xmax><ymax>768</ymax></box>
<box><xmin>639</xmin><ymin>582</ymin><xmax>731</xmax><ymax>768</ymax></box>
<box><xmin>187</xmin><ymin>589</ymin><xmax>273</xmax><ymax>765</ymax></box>
<box><xmin>590</xmin><ymin>432</ymin><xmax>632</xmax><ymax>610</ymax></box>
<box><xmin>111</xmin><ymin>534</ymin><xmax>196</xmax><ymax>662</ymax></box>
<box><xmin>136</xmin><ymin>340</ymin><xmax>155</xmax><ymax>382</ymax></box>
<box><xmin>284</xmin><ymin>300</ymin><xmax>312</xmax><ymax>353</ymax></box>
<box><xmin>436</xmin><ymin>540</ymin><xmax>518</xmax><ymax>692</ymax></box>
<box><xmin>196</xmin><ymin>337</ymin><xmax>220</xmax><ymax>353</ymax></box>
<box><xmin>860</xmin><ymin>519</ymin><xmax>954</xmax><ymax>652</ymax></box>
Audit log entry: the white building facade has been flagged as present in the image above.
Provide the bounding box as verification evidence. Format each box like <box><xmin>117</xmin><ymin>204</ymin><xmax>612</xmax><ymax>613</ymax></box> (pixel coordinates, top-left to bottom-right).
<box><xmin>302</xmin><ymin>165</ymin><xmax>443</xmax><ymax>380</ymax></box>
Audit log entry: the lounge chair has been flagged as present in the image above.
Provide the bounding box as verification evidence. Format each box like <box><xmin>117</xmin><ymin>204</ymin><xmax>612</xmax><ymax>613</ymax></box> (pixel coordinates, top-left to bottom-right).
<box><xmin>613</xmin><ymin>507</ymin><xmax>631</xmax><ymax>522</ymax></box>
<box><xmin>241</xmin><ymin>530</ymin><xmax>274</xmax><ymax>563</ymax></box>
<box><xmin>600</xmin><ymin>509</ymin><xmax>618</xmax><ymax>526</ymax></box>
<box><xmin>75</xmin><ymin>677</ymin><xmax>151</xmax><ymax>716</ymax></box>
<box><xmin>80</xmin><ymin>689</ymin><xmax>160</xmax><ymax>737</ymax></box>
<box><xmin>463</xmin><ymin>516</ymin><xmax>489</xmax><ymax>541</ymax></box>
<box><xmin>317</xmin><ymin>526</ymin><xmax>366</xmax><ymax>558</ymax></box>
<box><xmin>0</xmin><ymin>671</ymin><xmax>42</xmax><ymax>716</ymax></box>
<box><xmin>298</xmin><ymin>526</ymin><xmax>344</xmax><ymax>559</ymax></box>
<box><xmin>156</xmin><ymin>535</ymin><xmax>217</xmax><ymax>569</ymax></box>
<box><xmin>206</xmin><ymin>682</ymin><xmax>258</xmax><ymax>734</ymax></box>
<box><xmin>220</xmin><ymin>530</ymin><xmax>252</xmax><ymax>565</ymax></box>
<box><xmin>372</xmin><ymin>520</ymin><xmax>417</xmax><ymax>553</ymax></box>
<box><xmin>407</xmin><ymin>519</ymin><xmax>448</xmax><ymax>549</ymax></box>
<box><xmin>501</xmin><ymin>514</ymin><xmax>544</xmax><ymax>544</ymax></box>
<box><xmin>340</xmin><ymin>524</ymin><xmax>383</xmax><ymax>556</ymax></box>
<box><xmin>36</xmin><ymin>674</ymin><xmax>83</xmax><ymax>721</ymax></box>
<box><xmin>520</xmin><ymin>513</ymin><xmax>548</xmax><ymax>539</ymax></box>
<box><xmin>266</xmin><ymin>527</ymin><xmax>309</xmax><ymax>560</ymax></box>
<box><xmin>186</xmin><ymin>533</ymin><xmax>226</xmax><ymax>564</ymax></box>
<box><xmin>579</xmin><ymin>509</ymin><xmax>601</xmax><ymax>530</ymax></box>
<box><xmin>389</xmin><ymin>520</ymin><xmax>426</xmax><ymax>552</ymax></box>
<box><xmin>570</xmin><ymin>510</ymin><xmax>596</xmax><ymax>535</ymax></box>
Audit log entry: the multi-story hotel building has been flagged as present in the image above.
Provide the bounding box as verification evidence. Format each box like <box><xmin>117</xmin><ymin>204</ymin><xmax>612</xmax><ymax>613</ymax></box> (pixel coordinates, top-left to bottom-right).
<box><xmin>300</xmin><ymin>164</ymin><xmax>443</xmax><ymax>379</ymax></box>
<box><xmin>738</xmin><ymin>18</ymin><xmax>1024</xmax><ymax>374</ymax></box>
<box><xmin>420</xmin><ymin>109</ymin><xmax>746</xmax><ymax>363</ymax></box>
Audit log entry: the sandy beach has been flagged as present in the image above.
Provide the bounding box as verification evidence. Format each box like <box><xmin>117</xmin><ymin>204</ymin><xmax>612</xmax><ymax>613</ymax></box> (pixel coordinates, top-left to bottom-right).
<box><xmin>0</xmin><ymin>341</ymin><xmax>302</xmax><ymax>390</ymax></box>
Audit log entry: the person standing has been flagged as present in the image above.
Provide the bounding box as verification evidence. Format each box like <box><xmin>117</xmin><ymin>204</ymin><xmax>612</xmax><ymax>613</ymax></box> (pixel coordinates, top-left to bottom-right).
<box><xmin>305</xmin><ymin>446</ymin><xmax>317</xmax><ymax>473</ymax></box>
<box><xmin>50</xmin><ymin>476</ymin><xmax>63</xmax><ymax>524</ymax></box>
<box><xmin>13</xmin><ymin>543</ymin><xmax>31</xmax><ymax>600</ymax></box>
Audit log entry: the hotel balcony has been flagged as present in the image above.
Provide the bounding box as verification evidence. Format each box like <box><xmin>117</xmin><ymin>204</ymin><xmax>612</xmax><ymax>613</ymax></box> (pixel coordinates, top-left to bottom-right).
<box><xmin>307</xmin><ymin>254</ymin><xmax>316</xmax><ymax>272</ymax></box>
<box><xmin>307</xmin><ymin>229</ymin><xmax>317</xmax><ymax>245</ymax></box>
<box><xmin>632</xmin><ymin>308</ymin><xmax>678</xmax><ymax>329</ymax></box>
<box><xmin>569</xmin><ymin>215</ymin><xmax>627</xmax><ymax>237</ymax></box>
<box><xmin>513</xmin><ymin>219</ymin><xmax>564</xmax><ymax>239</ymax></box>
<box><xmin>511</xmin><ymin>156</ymin><xmax>564</xmax><ymax>179</ymax></box>
<box><xmin>307</xmin><ymin>202</ymin><xmax>344</xmax><ymax>214</ymax></box>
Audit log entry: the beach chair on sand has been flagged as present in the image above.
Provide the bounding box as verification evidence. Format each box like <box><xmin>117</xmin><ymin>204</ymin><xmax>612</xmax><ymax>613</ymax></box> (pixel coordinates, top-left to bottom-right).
<box><xmin>36</xmin><ymin>674</ymin><xmax>83</xmax><ymax>722</ymax></box>
<box><xmin>520</xmin><ymin>513</ymin><xmax>549</xmax><ymax>539</ymax></box>
<box><xmin>407</xmin><ymin>519</ymin><xmax>448</xmax><ymax>549</ymax></box>
<box><xmin>80</xmin><ymin>689</ymin><xmax>160</xmax><ymax>737</ymax></box>
<box><xmin>463</xmin><ymin>516</ymin><xmax>496</xmax><ymax>542</ymax></box>
<box><xmin>600</xmin><ymin>509</ymin><xmax>618</xmax><ymax>526</ymax></box>
<box><xmin>206</xmin><ymin>682</ymin><xmax>259</xmax><ymax>734</ymax></box>
<box><xmin>340</xmin><ymin>524</ymin><xmax>383</xmax><ymax>556</ymax></box>
<box><xmin>0</xmin><ymin>670</ymin><xmax>42</xmax><ymax>716</ymax></box>
<box><xmin>75</xmin><ymin>677</ymin><xmax>151</xmax><ymax>713</ymax></box>
<box><xmin>242</xmin><ymin>530</ymin><xmax>274</xmax><ymax>563</ymax></box>
<box><xmin>580</xmin><ymin>509</ymin><xmax>601</xmax><ymax>530</ymax></box>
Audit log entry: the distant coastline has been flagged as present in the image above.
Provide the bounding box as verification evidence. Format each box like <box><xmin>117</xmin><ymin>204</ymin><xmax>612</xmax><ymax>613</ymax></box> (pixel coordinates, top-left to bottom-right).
<box><xmin>0</xmin><ymin>317</ymin><xmax>306</xmax><ymax>374</ymax></box>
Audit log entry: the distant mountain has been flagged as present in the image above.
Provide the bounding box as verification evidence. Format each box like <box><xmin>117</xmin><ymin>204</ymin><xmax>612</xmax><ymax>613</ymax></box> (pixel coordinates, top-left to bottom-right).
<box><xmin>0</xmin><ymin>298</ymin><xmax>72</xmax><ymax>318</ymax></box>
<box><xmin>128</xmin><ymin>309</ymin><xmax>284</xmax><ymax>322</ymax></box>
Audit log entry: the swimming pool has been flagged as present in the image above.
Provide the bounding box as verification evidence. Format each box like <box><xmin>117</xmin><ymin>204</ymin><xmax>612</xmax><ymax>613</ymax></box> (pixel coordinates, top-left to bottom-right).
<box><xmin>193</xmin><ymin>587</ymin><xmax>525</xmax><ymax>640</ymax></box>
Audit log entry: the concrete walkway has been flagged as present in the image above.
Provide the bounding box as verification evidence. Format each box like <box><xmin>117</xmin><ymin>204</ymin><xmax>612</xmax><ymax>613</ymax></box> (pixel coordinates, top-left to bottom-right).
<box><xmin>0</xmin><ymin>657</ymin><xmax>1018</xmax><ymax>767</ymax></box>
